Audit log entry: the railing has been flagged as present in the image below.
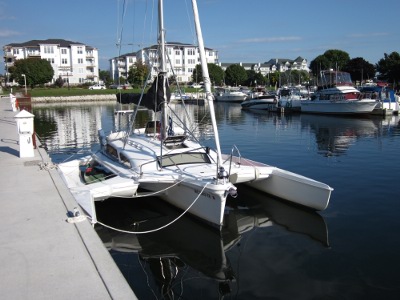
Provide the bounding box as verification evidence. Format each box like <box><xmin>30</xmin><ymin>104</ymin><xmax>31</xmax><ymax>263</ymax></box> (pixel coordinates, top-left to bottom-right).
<box><xmin>226</xmin><ymin>145</ymin><xmax>241</xmax><ymax>177</ymax></box>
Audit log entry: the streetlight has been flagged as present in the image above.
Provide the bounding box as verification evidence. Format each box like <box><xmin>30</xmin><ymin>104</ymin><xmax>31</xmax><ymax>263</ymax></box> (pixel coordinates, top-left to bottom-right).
<box><xmin>21</xmin><ymin>74</ymin><xmax>27</xmax><ymax>95</ymax></box>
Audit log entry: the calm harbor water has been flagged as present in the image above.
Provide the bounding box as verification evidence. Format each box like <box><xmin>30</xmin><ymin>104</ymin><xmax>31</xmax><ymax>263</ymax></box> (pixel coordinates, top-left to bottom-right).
<box><xmin>33</xmin><ymin>101</ymin><xmax>400</xmax><ymax>299</ymax></box>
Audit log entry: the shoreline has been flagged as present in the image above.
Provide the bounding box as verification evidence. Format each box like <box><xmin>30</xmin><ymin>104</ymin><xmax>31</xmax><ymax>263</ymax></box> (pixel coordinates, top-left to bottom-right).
<box><xmin>3</xmin><ymin>92</ymin><xmax>206</xmax><ymax>103</ymax></box>
<box><xmin>30</xmin><ymin>94</ymin><xmax>117</xmax><ymax>103</ymax></box>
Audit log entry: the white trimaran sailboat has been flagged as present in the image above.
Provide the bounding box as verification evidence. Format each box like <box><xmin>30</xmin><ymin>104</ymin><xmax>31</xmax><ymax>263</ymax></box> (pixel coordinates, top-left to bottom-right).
<box><xmin>58</xmin><ymin>0</ymin><xmax>333</xmax><ymax>229</ymax></box>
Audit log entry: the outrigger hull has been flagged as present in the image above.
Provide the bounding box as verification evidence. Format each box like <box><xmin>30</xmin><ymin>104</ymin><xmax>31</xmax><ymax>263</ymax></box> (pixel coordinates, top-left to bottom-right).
<box><xmin>245</xmin><ymin>168</ymin><xmax>332</xmax><ymax>211</ymax></box>
<box><xmin>222</xmin><ymin>156</ymin><xmax>332</xmax><ymax>211</ymax></box>
<box><xmin>58</xmin><ymin>157</ymin><xmax>139</xmax><ymax>219</ymax></box>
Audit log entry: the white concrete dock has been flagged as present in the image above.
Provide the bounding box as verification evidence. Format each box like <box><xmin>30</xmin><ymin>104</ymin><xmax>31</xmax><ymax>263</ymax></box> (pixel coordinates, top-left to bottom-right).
<box><xmin>0</xmin><ymin>96</ymin><xmax>137</xmax><ymax>299</ymax></box>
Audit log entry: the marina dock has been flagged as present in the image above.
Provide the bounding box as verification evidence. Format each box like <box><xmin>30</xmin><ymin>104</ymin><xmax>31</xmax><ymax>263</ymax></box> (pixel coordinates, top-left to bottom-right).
<box><xmin>0</xmin><ymin>96</ymin><xmax>136</xmax><ymax>299</ymax></box>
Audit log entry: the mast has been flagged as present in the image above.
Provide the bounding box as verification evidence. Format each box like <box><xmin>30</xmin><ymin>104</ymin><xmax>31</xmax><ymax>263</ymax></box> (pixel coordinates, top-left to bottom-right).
<box><xmin>191</xmin><ymin>0</ymin><xmax>223</xmax><ymax>167</ymax></box>
<box><xmin>158</xmin><ymin>0</ymin><xmax>168</xmax><ymax>139</ymax></box>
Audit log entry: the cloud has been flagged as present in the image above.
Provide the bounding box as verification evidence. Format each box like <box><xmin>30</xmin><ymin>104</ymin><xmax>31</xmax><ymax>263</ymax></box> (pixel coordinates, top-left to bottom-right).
<box><xmin>237</xmin><ymin>36</ymin><xmax>302</xmax><ymax>43</ymax></box>
<box><xmin>0</xmin><ymin>29</ymin><xmax>20</xmax><ymax>37</ymax></box>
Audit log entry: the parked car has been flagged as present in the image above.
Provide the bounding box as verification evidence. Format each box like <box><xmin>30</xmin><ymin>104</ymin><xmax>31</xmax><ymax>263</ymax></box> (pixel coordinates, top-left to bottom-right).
<box><xmin>89</xmin><ymin>84</ymin><xmax>106</xmax><ymax>90</ymax></box>
<box><xmin>109</xmin><ymin>84</ymin><xmax>124</xmax><ymax>89</ymax></box>
<box><xmin>109</xmin><ymin>84</ymin><xmax>132</xmax><ymax>90</ymax></box>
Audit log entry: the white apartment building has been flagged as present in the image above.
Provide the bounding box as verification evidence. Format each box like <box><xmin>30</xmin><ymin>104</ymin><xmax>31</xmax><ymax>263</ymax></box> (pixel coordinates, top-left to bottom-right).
<box><xmin>3</xmin><ymin>39</ymin><xmax>100</xmax><ymax>86</ymax></box>
<box><xmin>110</xmin><ymin>52</ymin><xmax>137</xmax><ymax>82</ymax></box>
<box><xmin>264</xmin><ymin>57</ymin><xmax>310</xmax><ymax>73</ymax></box>
<box><xmin>219</xmin><ymin>57</ymin><xmax>310</xmax><ymax>76</ymax></box>
<box><xmin>110</xmin><ymin>42</ymin><xmax>219</xmax><ymax>83</ymax></box>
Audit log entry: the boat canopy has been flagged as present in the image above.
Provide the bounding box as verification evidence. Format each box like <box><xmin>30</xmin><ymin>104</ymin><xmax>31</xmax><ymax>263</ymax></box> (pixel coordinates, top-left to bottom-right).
<box><xmin>319</xmin><ymin>70</ymin><xmax>353</xmax><ymax>87</ymax></box>
<box><xmin>359</xmin><ymin>86</ymin><xmax>396</xmax><ymax>101</ymax></box>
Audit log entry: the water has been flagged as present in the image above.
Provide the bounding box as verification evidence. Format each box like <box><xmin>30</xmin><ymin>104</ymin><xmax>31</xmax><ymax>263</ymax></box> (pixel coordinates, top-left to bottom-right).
<box><xmin>32</xmin><ymin>101</ymin><xmax>400</xmax><ymax>299</ymax></box>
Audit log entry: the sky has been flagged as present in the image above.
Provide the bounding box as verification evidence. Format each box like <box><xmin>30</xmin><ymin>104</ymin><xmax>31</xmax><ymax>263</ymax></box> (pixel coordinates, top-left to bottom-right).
<box><xmin>1</xmin><ymin>0</ymin><xmax>399</xmax><ymax>73</ymax></box>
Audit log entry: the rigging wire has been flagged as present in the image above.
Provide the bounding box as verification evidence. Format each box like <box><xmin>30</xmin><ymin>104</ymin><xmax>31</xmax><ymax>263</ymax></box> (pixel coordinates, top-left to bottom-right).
<box><xmin>184</xmin><ymin>0</ymin><xmax>196</xmax><ymax>46</ymax></box>
<box><xmin>116</xmin><ymin>0</ymin><xmax>128</xmax><ymax>58</ymax></box>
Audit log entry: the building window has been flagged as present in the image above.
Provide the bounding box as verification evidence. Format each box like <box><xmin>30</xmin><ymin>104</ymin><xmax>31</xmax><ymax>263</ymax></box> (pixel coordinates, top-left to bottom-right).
<box><xmin>78</xmin><ymin>58</ymin><xmax>83</xmax><ymax>64</ymax></box>
<box><xmin>44</xmin><ymin>46</ymin><xmax>54</xmax><ymax>54</ymax></box>
<box><xmin>61</xmin><ymin>49</ymin><xmax>67</xmax><ymax>54</ymax></box>
<box><xmin>13</xmin><ymin>49</ymin><xmax>20</xmax><ymax>55</ymax></box>
<box><xmin>188</xmin><ymin>48</ymin><xmax>195</xmax><ymax>55</ymax></box>
<box><xmin>62</xmin><ymin>58</ymin><xmax>68</xmax><ymax>64</ymax></box>
<box><xmin>77</xmin><ymin>46</ymin><xmax>83</xmax><ymax>54</ymax></box>
<box><xmin>175</xmin><ymin>50</ymin><xmax>180</xmax><ymax>55</ymax></box>
<box><xmin>175</xmin><ymin>59</ymin><xmax>181</xmax><ymax>65</ymax></box>
<box><xmin>47</xmin><ymin>58</ymin><xmax>55</xmax><ymax>64</ymax></box>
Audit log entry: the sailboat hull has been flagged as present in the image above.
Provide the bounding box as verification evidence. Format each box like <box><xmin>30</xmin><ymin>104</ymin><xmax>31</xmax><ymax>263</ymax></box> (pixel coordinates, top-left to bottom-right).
<box><xmin>138</xmin><ymin>180</ymin><xmax>229</xmax><ymax>227</ymax></box>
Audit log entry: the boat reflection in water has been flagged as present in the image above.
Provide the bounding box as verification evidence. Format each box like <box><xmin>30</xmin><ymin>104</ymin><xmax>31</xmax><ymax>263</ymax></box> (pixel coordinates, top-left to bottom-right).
<box><xmin>300</xmin><ymin>114</ymin><xmax>389</xmax><ymax>156</ymax></box>
<box><xmin>95</xmin><ymin>184</ymin><xmax>328</xmax><ymax>299</ymax></box>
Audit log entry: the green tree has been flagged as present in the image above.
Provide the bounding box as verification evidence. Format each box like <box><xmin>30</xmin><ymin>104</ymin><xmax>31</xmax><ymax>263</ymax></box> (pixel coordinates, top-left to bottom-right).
<box><xmin>225</xmin><ymin>64</ymin><xmax>247</xmax><ymax>86</ymax></box>
<box><xmin>343</xmin><ymin>57</ymin><xmax>375</xmax><ymax>83</ymax></box>
<box><xmin>54</xmin><ymin>76</ymin><xmax>64</xmax><ymax>88</ymax></box>
<box><xmin>127</xmin><ymin>60</ymin><xmax>149</xmax><ymax>88</ymax></box>
<box><xmin>191</xmin><ymin>65</ymin><xmax>201</xmax><ymax>84</ymax></box>
<box><xmin>376</xmin><ymin>52</ymin><xmax>400</xmax><ymax>86</ymax></box>
<box><xmin>268</xmin><ymin>71</ymin><xmax>280</xmax><ymax>89</ymax></box>
<box><xmin>323</xmin><ymin>49</ymin><xmax>350</xmax><ymax>70</ymax></box>
<box><xmin>253</xmin><ymin>72</ymin><xmax>266</xmax><ymax>86</ymax></box>
<box><xmin>309</xmin><ymin>55</ymin><xmax>331</xmax><ymax>75</ymax></box>
<box><xmin>118</xmin><ymin>76</ymin><xmax>127</xmax><ymax>85</ymax></box>
<box><xmin>192</xmin><ymin>63</ymin><xmax>224</xmax><ymax>86</ymax></box>
<box><xmin>245</xmin><ymin>70</ymin><xmax>266</xmax><ymax>86</ymax></box>
<box><xmin>309</xmin><ymin>50</ymin><xmax>350</xmax><ymax>75</ymax></box>
<box><xmin>99</xmin><ymin>69</ymin><xmax>112</xmax><ymax>85</ymax></box>
<box><xmin>10</xmin><ymin>58</ymin><xmax>54</xmax><ymax>88</ymax></box>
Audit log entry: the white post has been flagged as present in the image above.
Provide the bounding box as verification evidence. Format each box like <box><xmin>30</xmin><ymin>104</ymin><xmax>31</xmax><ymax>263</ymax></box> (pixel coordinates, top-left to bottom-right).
<box><xmin>21</xmin><ymin>74</ymin><xmax>27</xmax><ymax>95</ymax></box>
<box><xmin>14</xmin><ymin>110</ymin><xmax>35</xmax><ymax>158</ymax></box>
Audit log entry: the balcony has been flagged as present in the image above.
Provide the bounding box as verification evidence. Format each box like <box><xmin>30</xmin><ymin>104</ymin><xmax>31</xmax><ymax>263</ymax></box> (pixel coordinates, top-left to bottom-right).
<box><xmin>3</xmin><ymin>52</ymin><xmax>15</xmax><ymax>58</ymax></box>
<box><xmin>58</xmin><ymin>66</ymin><xmax>72</xmax><ymax>71</ymax></box>
<box><xmin>27</xmin><ymin>53</ymin><xmax>41</xmax><ymax>58</ymax></box>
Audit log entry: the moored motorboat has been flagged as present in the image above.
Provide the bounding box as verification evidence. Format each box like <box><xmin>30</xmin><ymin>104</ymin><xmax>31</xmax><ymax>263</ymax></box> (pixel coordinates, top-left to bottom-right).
<box><xmin>214</xmin><ymin>87</ymin><xmax>248</xmax><ymax>102</ymax></box>
<box><xmin>241</xmin><ymin>91</ymin><xmax>278</xmax><ymax>110</ymax></box>
<box><xmin>359</xmin><ymin>84</ymin><xmax>399</xmax><ymax>114</ymax></box>
<box><xmin>170</xmin><ymin>89</ymin><xmax>192</xmax><ymax>103</ymax></box>
<box><xmin>301</xmin><ymin>70</ymin><xmax>377</xmax><ymax>114</ymax></box>
<box><xmin>278</xmin><ymin>86</ymin><xmax>308</xmax><ymax>112</ymax></box>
